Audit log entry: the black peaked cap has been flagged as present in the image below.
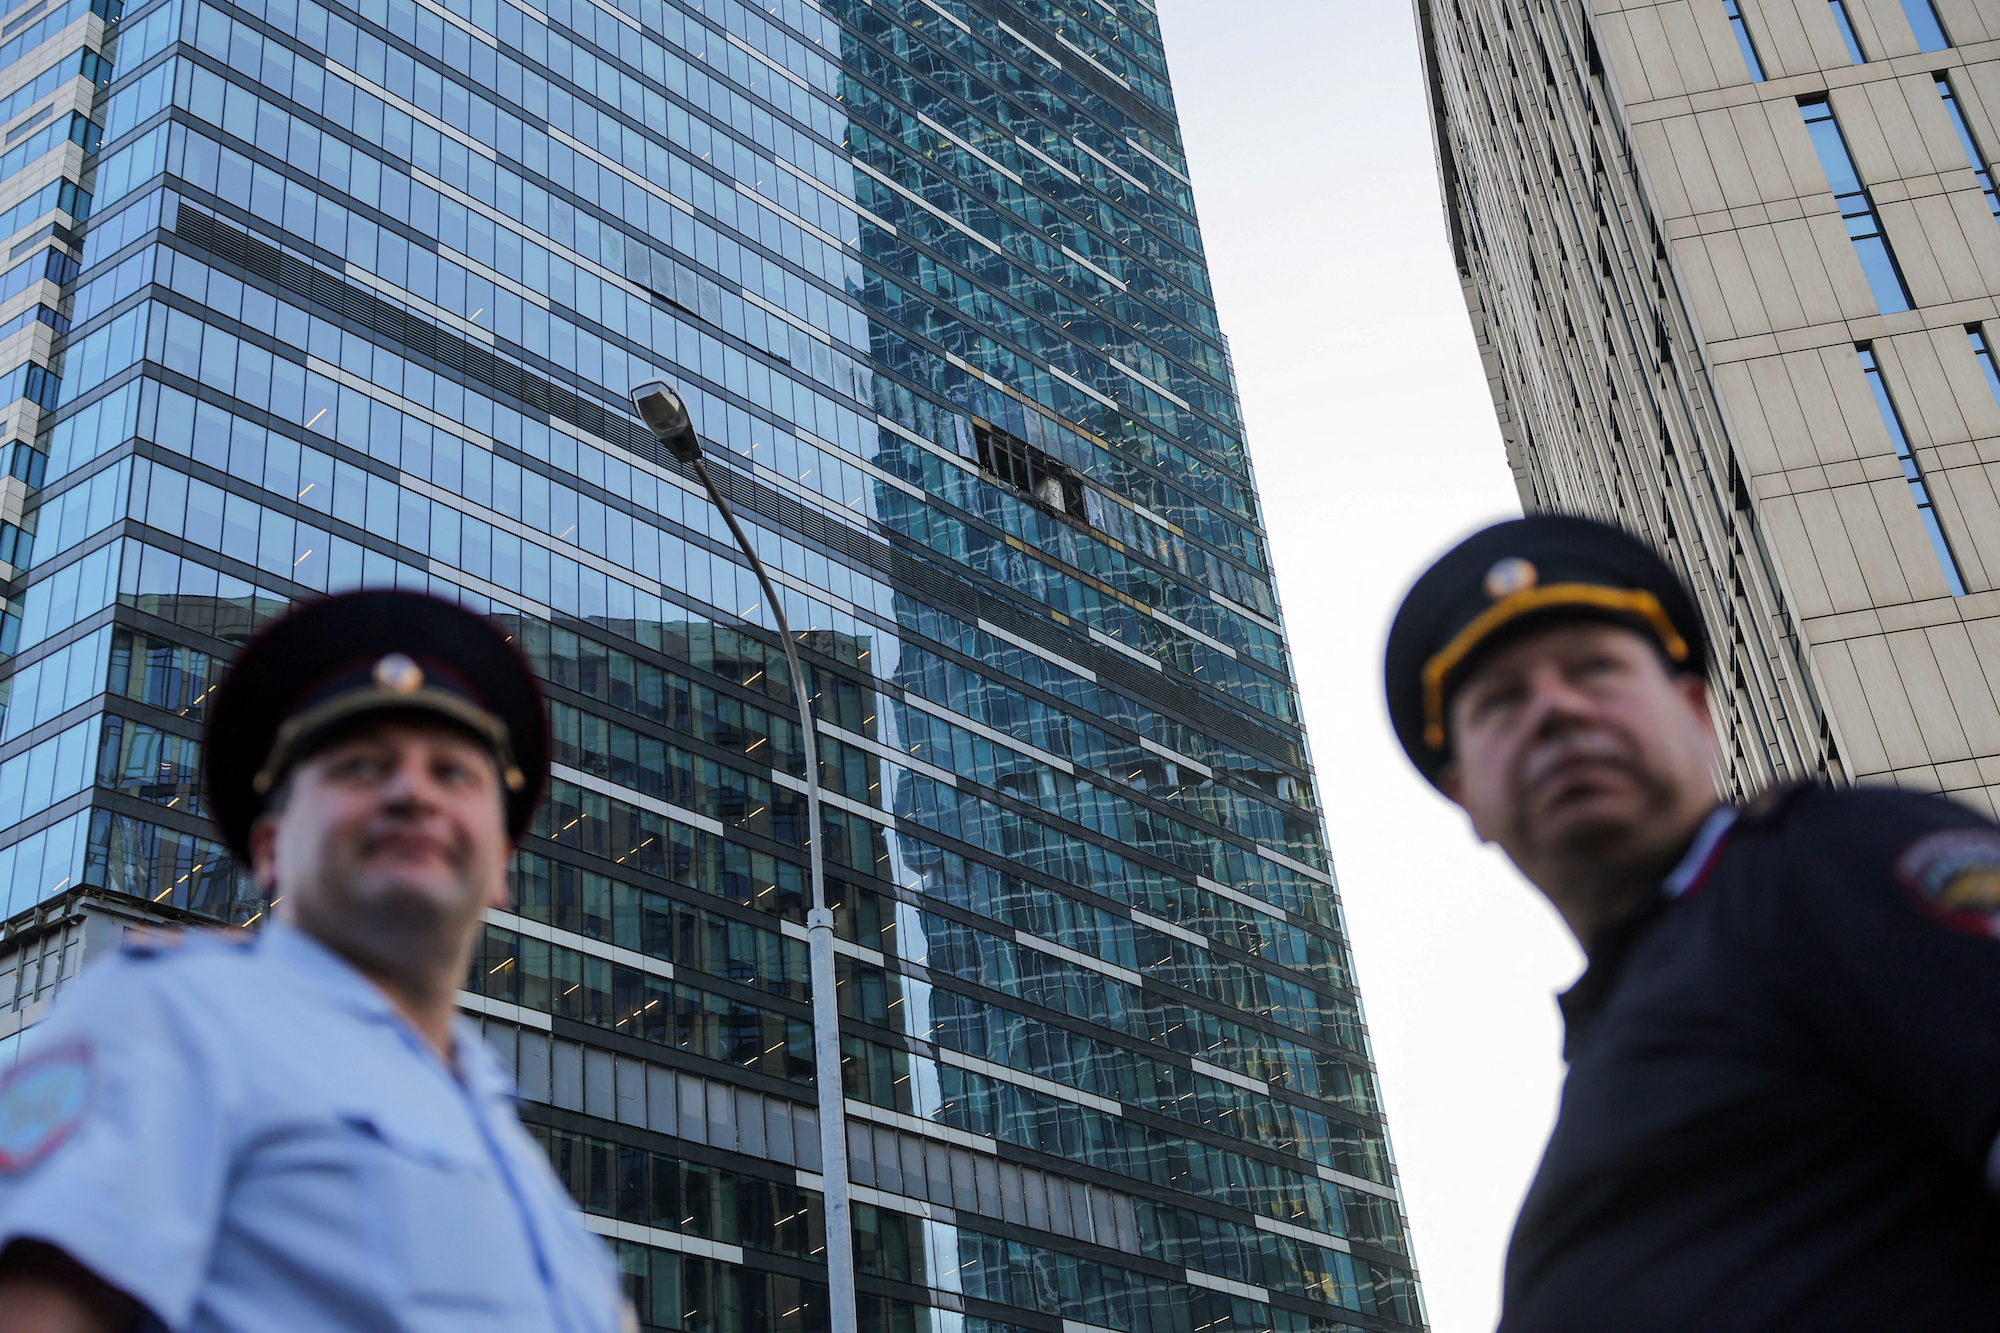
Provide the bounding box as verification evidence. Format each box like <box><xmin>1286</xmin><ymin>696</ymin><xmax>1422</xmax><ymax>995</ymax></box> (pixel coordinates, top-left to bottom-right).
<box><xmin>1385</xmin><ymin>514</ymin><xmax>1708</xmax><ymax>787</ymax></box>
<box><xmin>203</xmin><ymin>591</ymin><xmax>549</xmax><ymax>861</ymax></box>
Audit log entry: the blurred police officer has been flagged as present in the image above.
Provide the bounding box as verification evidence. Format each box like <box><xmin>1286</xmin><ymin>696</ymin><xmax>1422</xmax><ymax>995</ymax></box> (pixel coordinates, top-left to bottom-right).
<box><xmin>1387</xmin><ymin>514</ymin><xmax>2000</xmax><ymax>1332</ymax></box>
<box><xmin>0</xmin><ymin>591</ymin><xmax>625</xmax><ymax>1333</ymax></box>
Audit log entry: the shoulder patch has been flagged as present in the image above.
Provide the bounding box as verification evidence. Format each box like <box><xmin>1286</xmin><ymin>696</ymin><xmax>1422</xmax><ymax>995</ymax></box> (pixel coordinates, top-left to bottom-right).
<box><xmin>1895</xmin><ymin>827</ymin><xmax>2000</xmax><ymax>937</ymax></box>
<box><xmin>0</xmin><ymin>1043</ymin><xmax>92</xmax><ymax>1174</ymax></box>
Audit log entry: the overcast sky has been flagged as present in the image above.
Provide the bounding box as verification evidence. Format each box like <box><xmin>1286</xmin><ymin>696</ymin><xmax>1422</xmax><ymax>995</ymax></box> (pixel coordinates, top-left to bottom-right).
<box><xmin>1149</xmin><ymin>4</ymin><xmax>1585</xmax><ymax>1330</ymax></box>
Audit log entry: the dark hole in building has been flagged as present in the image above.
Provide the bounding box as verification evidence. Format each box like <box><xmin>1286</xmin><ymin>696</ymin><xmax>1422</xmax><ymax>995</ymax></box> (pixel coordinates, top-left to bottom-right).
<box><xmin>975</xmin><ymin>421</ymin><xmax>1086</xmax><ymax>520</ymax></box>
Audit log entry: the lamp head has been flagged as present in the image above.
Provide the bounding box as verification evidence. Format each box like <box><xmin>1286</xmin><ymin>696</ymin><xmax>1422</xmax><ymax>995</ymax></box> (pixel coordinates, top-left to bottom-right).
<box><xmin>630</xmin><ymin>379</ymin><xmax>701</xmax><ymax>463</ymax></box>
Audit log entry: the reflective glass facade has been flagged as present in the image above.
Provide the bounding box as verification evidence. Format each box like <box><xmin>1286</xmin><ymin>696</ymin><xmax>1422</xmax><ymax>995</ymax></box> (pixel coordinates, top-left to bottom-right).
<box><xmin>0</xmin><ymin>0</ymin><xmax>1422</xmax><ymax>1328</ymax></box>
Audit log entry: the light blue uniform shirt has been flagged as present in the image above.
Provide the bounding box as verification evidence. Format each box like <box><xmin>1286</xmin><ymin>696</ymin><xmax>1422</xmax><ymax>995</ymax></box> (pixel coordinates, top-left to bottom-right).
<box><xmin>0</xmin><ymin>920</ymin><xmax>621</xmax><ymax>1333</ymax></box>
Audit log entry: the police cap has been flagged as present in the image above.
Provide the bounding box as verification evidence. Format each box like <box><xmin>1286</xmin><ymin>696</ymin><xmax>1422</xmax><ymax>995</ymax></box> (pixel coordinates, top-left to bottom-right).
<box><xmin>1384</xmin><ymin>514</ymin><xmax>1707</xmax><ymax>786</ymax></box>
<box><xmin>203</xmin><ymin>591</ymin><xmax>549</xmax><ymax>860</ymax></box>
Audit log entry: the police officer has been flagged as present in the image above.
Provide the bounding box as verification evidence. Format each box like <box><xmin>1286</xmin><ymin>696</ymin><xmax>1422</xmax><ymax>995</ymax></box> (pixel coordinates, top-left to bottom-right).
<box><xmin>1386</xmin><ymin>514</ymin><xmax>2000</xmax><ymax>1332</ymax></box>
<box><xmin>0</xmin><ymin>591</ymin><xmax>625</xmax><ymax>1333</ymax></box>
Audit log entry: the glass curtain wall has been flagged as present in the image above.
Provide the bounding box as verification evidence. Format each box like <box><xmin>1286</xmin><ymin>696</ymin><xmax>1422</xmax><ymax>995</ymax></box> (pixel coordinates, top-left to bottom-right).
<box><xmin>0</xmin><ymin>0</ymin><xmax>1422</xmax><ymax>1329</ymax></box>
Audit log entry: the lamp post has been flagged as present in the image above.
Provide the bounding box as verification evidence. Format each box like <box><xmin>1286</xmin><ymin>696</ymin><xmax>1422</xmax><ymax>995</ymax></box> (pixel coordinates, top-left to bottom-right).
<box><xmin>630</xmin><ymin>378</ymin><xmax>856</xmax><ymax>1333</ymax></box>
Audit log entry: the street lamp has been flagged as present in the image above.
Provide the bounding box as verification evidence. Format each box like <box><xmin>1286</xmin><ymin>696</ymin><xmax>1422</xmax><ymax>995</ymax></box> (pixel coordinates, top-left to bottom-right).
<box><xmin>630</xmin><ymin>378</ymin><xmax>857</xmax><ymax>1333</ymax></box>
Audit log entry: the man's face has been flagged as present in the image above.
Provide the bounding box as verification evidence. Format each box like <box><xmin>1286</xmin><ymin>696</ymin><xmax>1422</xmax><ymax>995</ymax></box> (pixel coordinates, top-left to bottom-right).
<box><xmin>1442</xmin><ymin>620</ymin><xmax>1718</xmax><ymax>875</ymax></box>
<box><xmin>250</xmin><ymin>716</ymin><xmax>509</xmax><ymax>969</ymax></box>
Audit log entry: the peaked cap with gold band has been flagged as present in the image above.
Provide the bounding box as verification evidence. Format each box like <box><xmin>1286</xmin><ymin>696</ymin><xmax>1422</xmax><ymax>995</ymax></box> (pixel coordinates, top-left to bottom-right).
<box><xmin>1384</xmin><ymin>514</ymin><xmax>1708</xmax><ymax>786</ymax></box>
<box><xmin>203</xmin><ymin>590</ymin><xmax>550</xmax><ymax>861</ymax></box>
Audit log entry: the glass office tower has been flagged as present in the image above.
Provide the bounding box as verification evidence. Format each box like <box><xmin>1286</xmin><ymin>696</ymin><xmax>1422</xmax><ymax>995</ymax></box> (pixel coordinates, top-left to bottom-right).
<box><xmin>0</xmin><ymin>0</ymin><xmax>1424</xmax><ymax>1329</ymax></box>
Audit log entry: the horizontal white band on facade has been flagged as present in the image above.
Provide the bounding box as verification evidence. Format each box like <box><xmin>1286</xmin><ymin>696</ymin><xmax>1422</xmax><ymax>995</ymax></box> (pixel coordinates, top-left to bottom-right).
<box><xmin>747</xmin><ymin>433</ymin><xmax>922</xmax><ymax>511</ymax></box>
<box><xmin>1070</xmin><ymin>134</ymin><xmax>1149</xmax><ymax>194</ymax></box>
<box><xmin>739</xmin><ymin>283</ymin><xmax>835</xmax><ymax>349</ymax></box>
<box><xmin>724</xmin><ymin>28</ymin><xmax>811</xmax><ymax>93</ymax></box>
<box><xmin>1107</xmin><ymin>356</ymin><xmax>1186</xmax><ymax>410</ymax></box>
<box><xmin>973</xmin><ymin>615</ymin><xmax>1097</xmax><ymax>683</ymax></box>
<box><xmin>876</xmin><ymin>690</ymin><xmax>1068</xmax><ymax>777</ymax></box>
<box><xmin>1188</xmin><ymin>1058</ymin><xmax>1268</xmax><ymax>1095</ymax></box>
<box><xmin>820</xmin><ymin>718</ymin><xmax>961</xmax><ymax>787</ymax></box>
<box><xmin>829</xmin><ymin>936</ymin><xmax>889</xmax><ymax>967</ymax></box>
<box><xmin>1125</xmin><ymin>137</ymin><xmax>1191</xmax><ymax>187</ymax></box>
<box><xmin>391</xmin><ymin>467</ymin><xmax>669</xmax><ymax>599</ymax></box>
<box><xmin>1052</xmin><ymin>30</ymin><xmax>1129</xmax><ymax>92</ymax></box>
<box><xmin>1250</xmin><ymin>1212</ymin><xmax>1353</xmax><ymax>1254</ymax></box>
<box><xmin>918</xmin><ymin>111</ymin><xmax>1020</xmax><ymax>186</ymax></box>
<box><xmin>306</xmin><ymin>354</ymin><xmax>492</xmax><ymax>454</ymax></box>
<box><xmin>425</xmin><ymin>558</ymin><xmax>553</xmax><ymax>618</ymax></box>
<box><xmin>1013</xmin><ymin>134</ymin><xmax>1081</xmax><ymax>185</ymax></box>
<box><xmin>991</xmin><ymin>20</ymin><xmax>1061</xmax><ymax>73</ymax></box>
<box><xmin>338</xmin><ymin>257</ymin><xmax>505</xmax><ymax>345</ymax></box>
<box><xmin>1317</xmin><ymin>1161</ymin><xmax>1401</xmax><ymax>1201</ymax></box>
<box><xmin>1047</xmin><ymin>361</ymin><xmax>1117</xmax><ymax>407</ymax></box>
<box><xmin>552</xmin><ymin>762</ymin><xmax>727</xmax><ymax>837</ymax></box>
<box><xmin>758</xmin><ymin>559</ymin><xmax>857</xmax><ymax>618</ymax></box>
<box><xmin>844</xmin><ymin>1098</ymin><xmax>999</xmax><ymax>1153</ymax></box>
<box><xmin>852</xmin><ymin>157</ymin><xmax>1003</xmax><ymax>258</ymax></box>
<box><xmin>436</xmin><ymin>239</ymin><xmax>551</xmax><ymax>318</ymax></box>
<box><xmin>579</xmin><ymin>1213</ymin><xmax>744</xmax><ymax>1265</ymax></box>
<box><xmin>734</xmin><ymin>178</ymin><xmax>846</xmax><ymax>255</ymax></box>
<box><xmin>762</xmin><ymin>764</ymin><xmax>891</xmax><ymax>828</ymax></box>
<box><xmin>1086</xmin><ymin>624</ymin><xmax>1160</xmax><ymax>669</ymax></box>
<box><xmin>1210</xmin><ymin>589</ymin><xmax>1280</xmax><ymax>636</ymax></box>
<box><xmin>1195</xmin><ymin>875</ymin><xmax>1296</xmax><ymax>925</ymax></box>
<box><xmin>455</xmin><ymin>989</ymin><xmax>553</xmax><ymax>1031</ymax></box>
<box><xmin>419</xmin><ymin>0</ymin><xmax>497</xmax><ymax>46</ymax></box>
<box><xmin>848</xmin><ymin>197</ymin><xmax>899</xmax><ymax>238</ymax></box>
<box><xmin>406</xmin><ymin>145</ymin><xmax>660</xmax><ymax>317</ymax></box>
<box><xmin>1130</xmin><ymin>908</ymin><xmax>1206</xmax><ymax>949</ymax></box>
<box><xmin>1136</xmin><ymin>733</ymin><xmax>1212</xmax><ymax>779</ymax></box>
<box><xmin>936</xmin><ymin>1047</ymin><xmax>1125</xmax><ymax>1118</ymax></box>
<box><xmin>1124</xmin><ymin>498</ymin><xmax>1188</xmax><ymax>538</ymax></box>
<box><xmin>847</xmin><ymin>1182</ymin><xmax>956</xmax><ymax>1223</ymax></box>
<box><xmin>917</xmin><ymin>0</ymin><xmax>969</xmax><ymax>33</ymax></box>
<box><xmin>1253</xmin><ymin>841</ymin><xmax>1333</xmax><ymax>887</ymax></box>
<box><xmin>1146</xmin><ymin>606</ymin><xmax>1236</xmax><ymax>659</ymax></box>
<box><xmin>1063</xmin><ymin>245</ymin><xmax>1127</xmax><ymax>293</ymax></box>
<box><xmin>487</xmin><ymin>908</ymin><xmax>673</xmax><ymax>980</ymax></box>
<box><xmin>571</xmin><ymin>0</ymin><xmax>639</xmax><ymax>35</ymax></box>
<box><xmin>1011</xmin><ymin>926</ymin><xmax>1141</xmax><ymax>986</ymax></box>
<box><xmin>1179</xmin><ymin>1267</ymin><xmax>1268</xmax><ymax>1303</ymax></box>
<box><xmin>327</xmin><ymin>58</ymin><xmax>496</xmax><ymax>163</ymax></box>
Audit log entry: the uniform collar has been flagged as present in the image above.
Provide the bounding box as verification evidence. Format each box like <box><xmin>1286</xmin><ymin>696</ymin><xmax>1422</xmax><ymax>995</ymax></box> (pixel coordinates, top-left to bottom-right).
<box><xmin>259</xmin><ymin>919</ymin><xmax>406</xmax><ymax>1024</ymax></box>
<box><xmin>262</xmin><ymin>921</ymin><xmax>495</xmax><ymax>1086</ymax></box>
<box><xmin>1557</xmin><ymin>805</ymin><xmax>1739</xmax><ymax>1055</ymax></box>
<box><xmin>1663</xmin><ymin>804</ymin><xmax>1737</xmax><ymax>899</ymax></box>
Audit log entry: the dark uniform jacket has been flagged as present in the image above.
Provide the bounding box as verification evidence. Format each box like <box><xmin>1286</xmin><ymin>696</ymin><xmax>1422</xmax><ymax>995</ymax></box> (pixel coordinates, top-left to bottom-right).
<box><xmin>1499</xmin><ymin>783</ymin><xmax>2000</xmax><ymax>1332</ymax></box>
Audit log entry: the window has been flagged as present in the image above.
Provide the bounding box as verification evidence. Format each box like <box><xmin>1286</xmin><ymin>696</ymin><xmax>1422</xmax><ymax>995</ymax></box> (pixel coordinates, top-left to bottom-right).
<box><xmin>1723</xmin><ymin>0</ymin><xmax>1767</xmax><ymax>80</ymax></box>
<box><xmin>1858</xmin><ymin>344</ymin><xmax>1966</xmax><ymax>595</ymax></box>
<box><xmin>1828</xmin><ymin>0</ymin><xmax>1866</xmax><ymax>62</ymax></box>
<box><xmin>1969</xmin><ymin>325</ymin><xmax>2000</xmax><ymax>406</ymax></box>
<box><xmin>973</xmin><ymin>422</ymin><xmax>1087</xmax><ymax>521</ymax></box>
<box><xmin>1801</xmin><ymin>98</ymin><xmax>1912</xmax><ymax>312</ymax></box>
<box><xmin>1934</xmin><ymin>74</ymin><xmax>1997</xmax><ymax>224</ymax></box>
<box><xmin>1900</xmin><ymin>0</ymin><xmax>1950</xmax><ymax>50</ymax></box>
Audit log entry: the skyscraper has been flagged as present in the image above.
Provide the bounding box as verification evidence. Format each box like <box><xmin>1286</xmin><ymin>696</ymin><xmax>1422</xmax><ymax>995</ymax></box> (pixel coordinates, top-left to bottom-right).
<box><xmin>1419</xmin><ymin>0</ymin><xmax>2000</xmax><ymax>812</ymax></box>
<box><xmin>0</xmin><ymin>1</ymin><xmax>1424</xmax><ymax>1330</ymax></box>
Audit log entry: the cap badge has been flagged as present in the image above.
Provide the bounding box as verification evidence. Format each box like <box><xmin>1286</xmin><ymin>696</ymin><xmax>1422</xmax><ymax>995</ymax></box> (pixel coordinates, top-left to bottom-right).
<box><xmin>1483</xmin><ymin>557</ymin><xmax>1538</xmax><ymax>600</ymax></box>
<box><xmin>373</xmin><ymin>653</ymin><xmax>425</xmax><ymax>694</ymax></box>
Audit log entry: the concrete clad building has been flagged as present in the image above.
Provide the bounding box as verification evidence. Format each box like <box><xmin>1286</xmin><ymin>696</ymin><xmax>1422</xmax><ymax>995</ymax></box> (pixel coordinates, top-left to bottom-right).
<box><xmin>0</xmin><ymin>1</ymin><xmax>1425</xmax><ymax>1330</ymax></box>
<box><xmin>1418</xmin><ymin>0</ymin><xmax>2000</xmax><ymax>811</ymax></box>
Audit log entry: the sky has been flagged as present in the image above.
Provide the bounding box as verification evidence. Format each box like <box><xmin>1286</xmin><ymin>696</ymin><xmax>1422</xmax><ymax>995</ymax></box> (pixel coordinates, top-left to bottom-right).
<box><xmin>1149</xmin><ymin>4</ymin><xmax>1586</xmax><ymax>1330</ymax></box>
